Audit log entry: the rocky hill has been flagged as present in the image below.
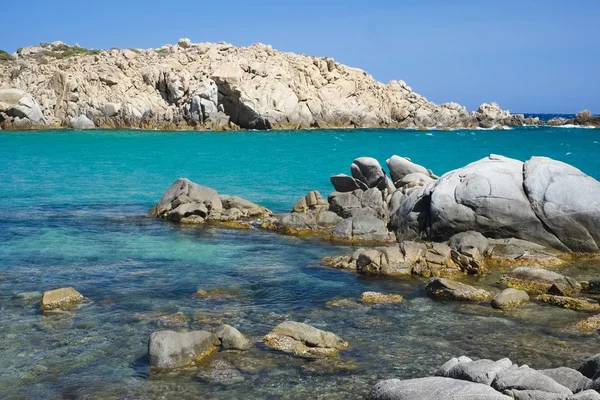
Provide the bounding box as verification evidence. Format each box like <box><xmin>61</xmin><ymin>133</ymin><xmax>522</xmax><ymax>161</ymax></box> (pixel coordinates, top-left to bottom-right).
<box><xmin>0</xmin><ymin>39</ymin><xmax>591</xmax><ymax>130</ymax></box>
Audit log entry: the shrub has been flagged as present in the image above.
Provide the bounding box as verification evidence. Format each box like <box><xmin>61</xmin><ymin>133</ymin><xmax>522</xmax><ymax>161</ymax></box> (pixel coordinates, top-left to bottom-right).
<box><xmin>0</xmin><ymin>50</ymin><xmax>12</xmax><ymax>62</ymax></box>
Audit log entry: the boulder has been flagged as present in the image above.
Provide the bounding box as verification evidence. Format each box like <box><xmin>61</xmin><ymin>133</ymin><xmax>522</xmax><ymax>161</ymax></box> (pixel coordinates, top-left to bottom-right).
<box><xmin>492</xmin><ymin>366</ymin><xmax>573</xmax><ymax>396</ymax></box>
<box><xmin>148</xmin><ymin>330</ymin><xmax>220</xmax><ymax>369</ymax></box>
<box><xmin>500</xmin><ymin>267</ymin><xmax>580</xmax><ymax>295</ymax></box>
<box><xmin>571</xmin><ymin>391</ymin><xmax>600</xmax><ymax>400</ymax></box>
<box><xmin>444</xmin><ymin>358</ymin><xmax>513</xmax><ymax>386</ymax></box>
<box><xmin>523</xmin><ymin>157</ymin><xmax>600</xmax><ymax>253</ymax></box>
<box><xmin>0</xmin><ymin>88</ymin><xmax>46</xmax><ymax>125</ymax></box>
<box><xmin>292</xmin><ymin>190</ymin><xmax>328</xmax><ymax>213</ymax></box>
<box><xmin>330</xmin><ymin>174</ymin><xmax>366</xmax><ymax>192</ymax></box>
<box><xmin>270</xmin><ymin>209</ymin><xmax>342</xmax><ymax>232</ymax></box>
<box><xmin>355</xmin><ymin>242</ymin><xmax>426</xmax><ymax>276</ymax></box>
<box><xmin>368</xmin><ymin>377</ymin><xmax>512</xmax><ymax>400</ymax></box>
<box><xmin>263</xmin><ymin>321</ymin><xmax>348</xmax><ymax>358</ymax></box>
<box><xmin>40</xmin><ymin>287</ymin><xmax>84</xmax><ymax>311</ymax></box>
<box><xmin>332</xmin><ymin>214</ymin><xmax>394</xmax><ymax>243</ymax></box>
<box><xmin>70</xmin><ymin>114</ymin><xmax>96</xmax><ymax>129</ymax></box>
<box><xmin>329</xmin><ymin>191</ymin><xmax>363</xmax><ymax>218</ymax></box>
<box><xmin>539</xmin><ymin>367</ymin><xmax>590</xmax><ymax>394</ymax></box>
<box><xmin>574</xmin><ymin>110</ymin><xmax>600</xmax><ymax>127</ymax></box>
<box><xmin>386</xmin><ymin>155</ymin><xmax>434</xmax><ymax>184</ymax></box>
<box><xmin>351</xmin><ymin>157</ymin><xmax>385</xmax><ymax>188</ymax></box>
<box><xmin>102</xmin><ymin>102</ymin><xmax>121</xmax><ymax>117</ymax></box>
<box><xmin>491</xmin><ymin>288</ymin><xmax>530</xmax><ymax>310</ymax></box>
<box><xmin>219</xmin><ymin>195</ymin><xmax>271</xmax><ymax>219</ymax></box>
<box><xmin>153</xmin><ymin>178</ymin><xmax>222</xmax><ymax>222</ymax></box>
<box><xmin>396</xmin><ymin>172</ymin><xmax>435</xmax><ymax>189</ymax></box>
<box><xmin>428</xmin><ymin>155</ymin><xmax>566</xmax><ymax>249</ymax></box>
<box><xmin>425</xmin><ymin>277</ymin><xmax>493</xmax><ymax>301</ymax></box>
<box><xmin>215</xmin><ymin>324</ymin><xmax>252</xmax><ymax>351</ymax></box>
<box><xmin>329</xmin><ymin>188</ymin><xmax>387</xmax><ymax>220</ymax></box>
<box><xmin>437</xmin><ymin>356</ymin><xmax>474</xmax><ymax>376</ymax></box>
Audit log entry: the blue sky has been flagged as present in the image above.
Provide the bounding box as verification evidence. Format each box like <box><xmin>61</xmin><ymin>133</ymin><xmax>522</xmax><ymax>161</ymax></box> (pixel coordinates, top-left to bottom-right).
<box><xmin>2</xmin><ymin>0</ymin><xmax>598</xmax><ymax>113</ymax></box>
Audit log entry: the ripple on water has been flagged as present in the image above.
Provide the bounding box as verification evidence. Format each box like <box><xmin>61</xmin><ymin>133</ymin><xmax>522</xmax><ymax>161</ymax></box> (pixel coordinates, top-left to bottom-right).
<box><xmin>1</xmin><ymin>128</ymin><xmax>600</xmax><ymax>398</ymax></box>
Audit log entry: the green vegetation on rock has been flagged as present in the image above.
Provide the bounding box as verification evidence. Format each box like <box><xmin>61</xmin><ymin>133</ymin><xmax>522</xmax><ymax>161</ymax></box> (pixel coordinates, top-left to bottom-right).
<box><xmin>0</xmin><ymin>50</ymin><xmax>12</xmax><ymax>62</ymax></box>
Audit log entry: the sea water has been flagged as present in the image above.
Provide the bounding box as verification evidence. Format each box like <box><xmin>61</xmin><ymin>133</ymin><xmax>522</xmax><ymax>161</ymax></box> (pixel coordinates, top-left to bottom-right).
<box><xmin>0</xmin><ymin>127</ymin><xmax>599</xmax><ymax>399</ymax></box>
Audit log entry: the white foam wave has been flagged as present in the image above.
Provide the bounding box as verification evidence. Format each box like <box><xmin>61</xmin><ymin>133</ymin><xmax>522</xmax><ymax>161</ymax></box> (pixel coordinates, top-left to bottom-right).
<box><xmin>552</xmin><ymin>124</ymin><xmax>596</xmax><ymax>129</ymax></box>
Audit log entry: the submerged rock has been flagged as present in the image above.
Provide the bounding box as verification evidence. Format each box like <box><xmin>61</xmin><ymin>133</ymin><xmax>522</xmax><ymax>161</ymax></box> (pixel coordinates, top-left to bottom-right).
<box><xmin>361</xmin><ymin>291</ymin><xmax>404</xmax><ymax>304</ymax></box>
<box><xmin>215</xmin><ymin>324</ymin><xmax>252</xmax><ymax>351</ymax></box>
<box><xmin>196</xmin><ymin>359</ymin><xmax>245</xmax><ymax>385</ymax></box>
<box><xmin>425</xmin><ymin>277</ymin><xmax>493</xmax><ymax>302</ymax></box>
<box><xmin>40</xmin><ymin>287</ymin><xmax>84</xmax><ymax>311</ymax></box>
<box><xmin>537</xmin><ymin>294</ymin><xmax>600</xmax><ymax>312</ymax></box>
<box><xmin>500</xmin><ymin>267</ymin><xmax>580</xmax><ymax>295</ymax></box>
<box><xmin>368</xmin><ymin>377</ymin><xmax>511</xmax><ymax>400</ymax></box>
<box><xmin>491</xmin><ymin>288</ymin><xmax>530</xmax><ymax>310</ymax></box>
<box><xmin>573</xmin><ymin>315</ymin><xmax>600</xmax><ymax>332</ymax></box>
<box><xmin>263</xmin><ymin>321</ymin><xmax>348</xmax><ymax>358</ymax></box>
<box><xmin>148</xmin><ymin>330</ymin><xmax>220</xmax><ymax>369</ymax></box>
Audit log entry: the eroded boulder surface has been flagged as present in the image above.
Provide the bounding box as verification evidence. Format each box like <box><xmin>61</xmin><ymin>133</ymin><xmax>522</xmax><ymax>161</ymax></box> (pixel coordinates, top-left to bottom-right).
<box><xmin>394</xmin><ymin>155</ymin><xmax>600</xmax><ymax>253</ymax></box>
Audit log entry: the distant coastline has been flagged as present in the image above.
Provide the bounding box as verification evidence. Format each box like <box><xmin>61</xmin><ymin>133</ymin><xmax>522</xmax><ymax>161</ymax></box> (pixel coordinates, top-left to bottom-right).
<box><xmin>1</xmin><ymin>40</ymin><xmax>599</xmax><ymax>131</ymax></box>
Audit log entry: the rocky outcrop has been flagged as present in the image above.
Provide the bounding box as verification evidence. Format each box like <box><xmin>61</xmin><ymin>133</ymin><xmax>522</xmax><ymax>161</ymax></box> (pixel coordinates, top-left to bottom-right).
<box><xmin>0</xmin><ymin>40</ymin><xmax>544</xmax><ymax>130</ymax></box>
<box><xmin>153</xmin><ymin>178</ymin><xmax>271</xmax><ymax>225</ymax></box>
<box><xmin>263</xmin><ymin>321</ymin><xmax>348</xmax><ymax>358</ymax></box>
<box><xmin>370</xmin><ymin>355</ymin><xmax>600</xmax><ymax>400</ymax></box>
<box><xmin>549</xmin><ymin>110</ymin><xmax>600</xmax><ymax>128</ymax></box>
<box><xmin>395</xmin><ymin>155</ymin><xmax>600</xmax><ymax>253</ymax></box>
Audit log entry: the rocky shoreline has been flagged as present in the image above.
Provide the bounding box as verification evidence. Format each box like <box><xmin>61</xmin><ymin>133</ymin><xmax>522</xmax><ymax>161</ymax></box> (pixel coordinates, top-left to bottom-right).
<box><xmin>27</xmin><ymin>151</ymin><xmax>600</xmax><ymax>397</ymax></box>
<box><xmin>148</xmin><ymin>153</ymin><xmax>600</xmax><ymax>324</ymax></box>
<box><xmin>1</xmin><ymin>40</ymin><xmax>599</xmax><ymax>131</ymax></box>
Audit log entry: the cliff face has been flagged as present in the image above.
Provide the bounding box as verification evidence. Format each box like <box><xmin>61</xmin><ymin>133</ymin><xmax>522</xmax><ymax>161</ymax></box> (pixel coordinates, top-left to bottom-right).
<box><xmin>0</xmin><ymin>40</ymin><xmax>539</xmax><ymax>130</ymax></box>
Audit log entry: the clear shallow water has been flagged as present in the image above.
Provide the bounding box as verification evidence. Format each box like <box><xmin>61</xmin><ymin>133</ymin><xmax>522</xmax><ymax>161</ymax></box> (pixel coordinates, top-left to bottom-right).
<box><xmin>1</xmin><ymin>127</ymin><xmax>600</xmax><ymax>399</ymax></box>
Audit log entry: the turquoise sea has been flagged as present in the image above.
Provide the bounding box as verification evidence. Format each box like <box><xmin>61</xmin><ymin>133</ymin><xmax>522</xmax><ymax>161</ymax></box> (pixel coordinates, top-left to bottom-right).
<box><xmin>1</xmin><ymin>126</ymin><xmax>600</xmax><ymax>399</ymax></box>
